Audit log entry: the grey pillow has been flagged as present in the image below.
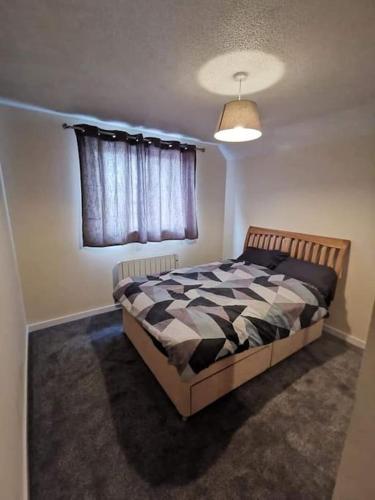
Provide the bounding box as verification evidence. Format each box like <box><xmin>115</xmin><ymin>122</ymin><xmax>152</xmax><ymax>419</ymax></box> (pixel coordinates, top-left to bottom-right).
<box><xmin>274</xmin><ymin>258</ymin><xmax>337</xmax><ymax>305</ymax></box>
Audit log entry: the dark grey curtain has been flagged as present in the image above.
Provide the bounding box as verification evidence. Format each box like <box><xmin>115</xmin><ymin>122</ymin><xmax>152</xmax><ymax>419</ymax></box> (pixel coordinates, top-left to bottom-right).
<box><xmin>75</xmin><ymin>125</ymin><xmax>198</xmax><ymax>247</ymax></box>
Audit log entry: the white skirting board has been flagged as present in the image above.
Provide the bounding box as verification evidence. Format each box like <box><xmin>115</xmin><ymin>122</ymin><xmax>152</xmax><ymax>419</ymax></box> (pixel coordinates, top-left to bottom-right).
<box><xmin>324</xmin><ymin>324</ymin><xmax>366</xmax><ymax>349</ymax></box>
<box><xmin>28</xmin><ymin>304</ymin><xmax>121</xmax><ymax>333</ymax></box>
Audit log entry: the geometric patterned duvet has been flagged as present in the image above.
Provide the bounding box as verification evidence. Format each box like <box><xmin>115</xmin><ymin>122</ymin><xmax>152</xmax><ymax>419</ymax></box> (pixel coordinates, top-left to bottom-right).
<box><xmin>114</xmin><ymin>260</ymin><xmax>328</xmax><ymax>380</ymax></box>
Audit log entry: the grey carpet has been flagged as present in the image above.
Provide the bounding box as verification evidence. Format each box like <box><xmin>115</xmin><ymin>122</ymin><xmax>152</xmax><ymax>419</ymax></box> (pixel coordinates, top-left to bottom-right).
<box><xmin>29</xmin><ymin>310</ymin><xmax>362</xmax><ymax>500</ymax></box>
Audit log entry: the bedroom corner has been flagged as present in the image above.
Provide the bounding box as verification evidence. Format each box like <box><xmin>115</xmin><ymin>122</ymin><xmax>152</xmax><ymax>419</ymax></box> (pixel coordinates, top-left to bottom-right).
<box><xmin>0</xmin><ymin>160</ymin><xmax>28</xmax><ymax>500</ymax></box>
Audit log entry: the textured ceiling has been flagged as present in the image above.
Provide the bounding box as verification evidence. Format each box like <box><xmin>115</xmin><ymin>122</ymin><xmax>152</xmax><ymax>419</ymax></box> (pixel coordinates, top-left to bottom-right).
<box><xmin>0</xmin><ymin>0</ymin><xmax>374</xmax><ymax>141</ymax></box>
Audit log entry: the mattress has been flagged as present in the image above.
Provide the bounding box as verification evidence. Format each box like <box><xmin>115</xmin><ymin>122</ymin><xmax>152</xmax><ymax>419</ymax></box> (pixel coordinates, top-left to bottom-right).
<box><xmin>114</xmin><ymin>260</ymin><xmax>328</xmax><ymax>380</ymax></box>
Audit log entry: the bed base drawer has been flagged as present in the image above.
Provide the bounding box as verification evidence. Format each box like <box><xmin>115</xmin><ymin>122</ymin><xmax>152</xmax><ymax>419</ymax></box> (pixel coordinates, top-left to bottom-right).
<box><xmin>191</xmin><ymin>345</ymin><xmax>272</xmax><ymax>415</ymax></box>
<box><xmin>271</xmin><ymin>332</ymin><xmax>305</xmax><ymax>366</ymax></box>
<box><xmin>123</xmin><ymin>309</ymin><xmax>324</xmax><ymax>418</ymax></box>
<box><xmin>271</xmin><ymin>321</ymin><xmax>323</xmax><ymax>366</ymax></box>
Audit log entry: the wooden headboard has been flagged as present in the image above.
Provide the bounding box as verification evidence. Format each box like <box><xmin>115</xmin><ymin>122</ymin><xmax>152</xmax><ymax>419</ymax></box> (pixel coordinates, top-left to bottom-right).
<box><xmin>244</xmin><ymin>226</ymin><xmax>350</xmax><ymax>277</ymax></box>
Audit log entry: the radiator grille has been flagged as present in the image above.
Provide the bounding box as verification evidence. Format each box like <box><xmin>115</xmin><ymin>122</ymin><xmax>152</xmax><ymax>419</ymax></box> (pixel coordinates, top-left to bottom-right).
<box><xmin>119</xmin><ymin>254</ymin><xmax>178</xmax><ymax>280</ymax></box>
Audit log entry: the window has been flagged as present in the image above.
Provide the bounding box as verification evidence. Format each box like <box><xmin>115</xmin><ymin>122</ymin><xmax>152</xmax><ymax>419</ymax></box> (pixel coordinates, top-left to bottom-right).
<box><xmin>75</xmin><ymin>125</ymin><xmax>198</xmax><ymax>247</ymax></box>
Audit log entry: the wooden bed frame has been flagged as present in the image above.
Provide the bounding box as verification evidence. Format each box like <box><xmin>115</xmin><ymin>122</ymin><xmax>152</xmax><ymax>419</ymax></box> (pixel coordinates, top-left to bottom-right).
<box><xmin>122</xmin><ymin>226</ymin><xmax>350</xmax><ymax>419</ymax></box>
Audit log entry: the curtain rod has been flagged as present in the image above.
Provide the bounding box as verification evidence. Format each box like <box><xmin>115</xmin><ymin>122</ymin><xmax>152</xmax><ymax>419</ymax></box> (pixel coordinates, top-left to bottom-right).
<box><xmin>62</xmin><ymin>123</ymin><xmax>205</xmax><ymax>152</ymax></box>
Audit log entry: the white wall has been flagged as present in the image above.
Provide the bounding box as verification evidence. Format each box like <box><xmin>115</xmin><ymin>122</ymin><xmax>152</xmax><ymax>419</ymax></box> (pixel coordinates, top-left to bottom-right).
<box><xmin>222</xmin><ymin>105</ymin><xmax>375</xmax><ymax>344</ymax></box>
<box><xmin>0</xmin><ymin>105</ymin><xmax>226</xmax><ymax>326</ymax></box>
<box><xmin>333</xmin><ymin>303</ymin><xmax>375</xmax><ymax>499</ymax></box>
<box><xmin>0</xmin><ymin>163</ymin><xmax>28</xmax><ymax>499</ymax></box>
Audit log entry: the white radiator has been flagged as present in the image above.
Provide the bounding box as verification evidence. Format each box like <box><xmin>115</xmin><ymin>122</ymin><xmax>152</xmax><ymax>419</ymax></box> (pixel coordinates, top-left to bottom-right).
<box><xmin>119</xmin><ymin>254</ymin><xmax>179</xmax><ymax>280</ymax></box>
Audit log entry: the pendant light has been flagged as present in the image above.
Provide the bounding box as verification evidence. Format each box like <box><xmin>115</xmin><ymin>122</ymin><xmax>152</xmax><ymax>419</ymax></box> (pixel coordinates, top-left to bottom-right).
<box><xmin>214</xmin><ymin>72</ymin><xmax>262</xmax><ymax>142</ymax></box>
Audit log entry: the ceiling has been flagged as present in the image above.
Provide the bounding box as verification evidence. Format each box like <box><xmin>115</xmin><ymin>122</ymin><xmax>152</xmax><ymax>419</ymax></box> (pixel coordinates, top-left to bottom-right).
<box><xmin>1</xmin><ymin>0</ymin><xmax>374</xmax><ymax>141</ymax></box>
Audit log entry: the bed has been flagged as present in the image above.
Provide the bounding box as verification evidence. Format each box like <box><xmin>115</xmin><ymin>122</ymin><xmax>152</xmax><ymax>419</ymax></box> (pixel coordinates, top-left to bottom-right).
<box><xmin>115</xmin><ymin>226</ymin><xmax>350</xmax><ymax>419</ymax></box>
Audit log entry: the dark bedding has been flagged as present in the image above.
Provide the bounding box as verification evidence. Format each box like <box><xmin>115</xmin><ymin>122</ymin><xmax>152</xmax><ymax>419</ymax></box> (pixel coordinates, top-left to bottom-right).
<box><xmin>236</xmin><ymin>246</ymin><xmax>288</xmax><ymax>269</ymax></box>
<box><xmin>114</xmin><ymin>260</ymin><xmax>329</xmax><ymax>380</ymax></box>
<box><xmin>274</xmin><ymin>258</ymin><xmax>338</xmax><ymax>305</ymax></box>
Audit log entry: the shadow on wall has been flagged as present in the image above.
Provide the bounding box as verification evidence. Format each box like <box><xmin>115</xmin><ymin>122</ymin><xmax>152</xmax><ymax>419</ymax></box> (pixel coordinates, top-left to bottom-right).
<box><xmin>368</xmin><ymin>300</ymin><xmax>375</xmax><ymax>337</ymax></box>
<box><xmin>112</xmin><ymin>262</ymin><xmax>121</xmax><ymax>289</ymax></box>
<box><xmin>91</xmin><ymin>312</ymin><xmax>348</xmax><ymax>487</ymax></box>
<box><xmin>329</xmin><ymin>248</ymin><xmax>351</xmax><ymax>335</ymax></box>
